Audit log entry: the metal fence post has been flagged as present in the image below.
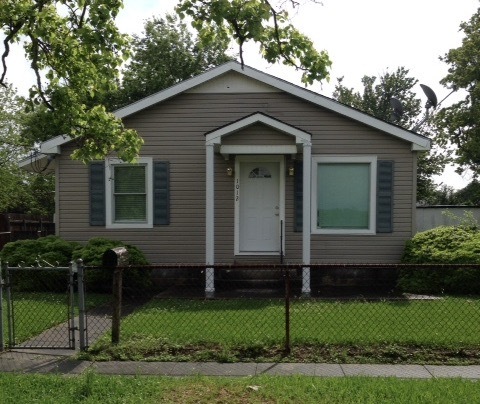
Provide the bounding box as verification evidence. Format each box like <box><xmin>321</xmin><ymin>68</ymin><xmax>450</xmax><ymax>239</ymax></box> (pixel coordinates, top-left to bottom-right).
<box><xmin>284</xmin><ymin>266</ymin><xmax>291</xmax><ymax>354</ymax></box>
<box><xmin>68</xmin><ymin>261</ymin><xmax>76</xmax><ymax>350</ymax></box>
<box><xmin>76</xmin><ymin>259</ymin><xmax>87</xmax><ymax>351</ymax></box>
<box><xmin>0</xmin><ymin>261</ymin><xmax>4</xmax><ymax>351</ymax></box>
<box><xmin>111</xmin><ymin>266</ymin><xmax>123</xmax><ymax>344</ymax></box>
<box><xmin>4</xmin><ymin>263</ymin><xmax>13</xmax><ymax>348</ymax></box>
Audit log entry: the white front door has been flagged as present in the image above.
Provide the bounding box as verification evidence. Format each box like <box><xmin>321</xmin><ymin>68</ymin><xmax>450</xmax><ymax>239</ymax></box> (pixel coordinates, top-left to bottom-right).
<box><xmin>237</xmin><ymin>158</ymin><xmax>283</xmax><ymax>253</ymax></box>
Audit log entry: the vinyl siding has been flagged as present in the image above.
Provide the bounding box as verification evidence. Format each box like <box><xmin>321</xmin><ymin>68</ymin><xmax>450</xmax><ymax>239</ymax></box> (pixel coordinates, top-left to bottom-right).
<box><xmin>57</xmin><ymin>92</ymin><xmax>416</xmax><ymax>264</ymax></box>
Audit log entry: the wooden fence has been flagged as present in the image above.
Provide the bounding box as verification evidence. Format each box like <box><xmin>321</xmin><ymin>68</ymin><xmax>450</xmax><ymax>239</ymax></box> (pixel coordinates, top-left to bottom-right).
<box><xmin>0</xmin><ymin>213</ymin><xmax>55</xmax><ymax>250</ymax></box>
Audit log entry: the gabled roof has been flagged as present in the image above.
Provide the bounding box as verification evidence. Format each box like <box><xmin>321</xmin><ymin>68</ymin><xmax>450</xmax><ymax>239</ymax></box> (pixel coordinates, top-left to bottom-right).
<box><xmin>115</xmin><ymin>61</ymin><xmax>431</xmax><ymax>151</ymax></box>
<box><xmin>205</xmin><ymin>112</ymin><xmax>312</xmax><ymax>158</ymax></box>
<box><xmin>205</xmin><ymin>112</ymin><xmax>311</xmax><ymax>145</ymax></box>
<box><xmin>20</xmin><ymin>61</ymin><xmax>431</xmax><ymax>172</ymax></box>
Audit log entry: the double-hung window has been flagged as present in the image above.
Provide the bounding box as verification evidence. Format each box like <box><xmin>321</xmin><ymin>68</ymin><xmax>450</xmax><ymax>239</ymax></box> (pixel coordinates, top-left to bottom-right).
<box><xmin>311</xmin><ymin>156</ymin><xmax>377</xmax><ymax>234</ymax></box>
<box><xmin>106</xmin><ymin>157</ymin><xmax>153</xmax><ymax>228</ymax></box>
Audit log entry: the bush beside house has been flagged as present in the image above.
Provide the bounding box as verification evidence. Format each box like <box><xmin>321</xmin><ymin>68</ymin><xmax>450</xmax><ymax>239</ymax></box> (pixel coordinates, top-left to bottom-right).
<box><xmin>0</xmin><ymin>236</ymin><xmax>150</xmax><ymax>292</ymax></box>
<box><xmin>0</xmin><ymin>235</ymin><xmax>79</xmax><ymax>267</ymax></box>
<box><xmin>399</xmin><ymin>226</ymin><xmax>480</xmax><ymax>294</ymax></box>
<box><xmin>72</xmin><ymin>237</ymin><xmax>151</xmax><ymax>292</ymax></box>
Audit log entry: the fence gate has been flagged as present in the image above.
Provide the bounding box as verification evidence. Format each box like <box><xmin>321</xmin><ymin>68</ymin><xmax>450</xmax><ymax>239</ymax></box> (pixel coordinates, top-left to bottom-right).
<box><xmin>0</xmin><ymin>262</ymin><xmax>86</xmax><ymax>351</ymax></box>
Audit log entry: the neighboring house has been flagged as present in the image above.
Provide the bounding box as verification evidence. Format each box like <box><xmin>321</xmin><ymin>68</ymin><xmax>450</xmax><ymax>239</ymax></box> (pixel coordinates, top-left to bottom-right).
<box><xmin>20</xmin><ymin>61</ymin><xmax>431</xmax><ymax>295</ymax></box>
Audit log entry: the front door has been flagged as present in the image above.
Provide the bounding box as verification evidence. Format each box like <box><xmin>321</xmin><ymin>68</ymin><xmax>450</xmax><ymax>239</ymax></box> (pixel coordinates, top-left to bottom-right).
<box><xmin>237</xmin><ymin>159</ymin><xmax>282</xmax><ymax>253</ymax></box>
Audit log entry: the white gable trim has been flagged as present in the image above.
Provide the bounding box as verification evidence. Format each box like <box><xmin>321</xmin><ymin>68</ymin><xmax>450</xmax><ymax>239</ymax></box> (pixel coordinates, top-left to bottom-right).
<box><xmin>40</xmin><ymin>135</ymin><xmax>72</xmax><ymax>154</ymax></box>
<box><xmin>115</xmin><ymin>61</ymin><xmax>430</xmax><ymax>151</ymax></box>
<box><xmin>205</xmin><ymin>112</ymin><xmax>311</xmax><ymax>146</ymax></box>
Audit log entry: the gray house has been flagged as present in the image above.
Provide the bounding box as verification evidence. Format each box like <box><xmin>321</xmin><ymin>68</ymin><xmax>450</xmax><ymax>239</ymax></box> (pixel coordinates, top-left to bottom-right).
<box><xmin>21</xmin><ymin>61</ymin><xmax>431</xmax><ymax>294</ymax></box>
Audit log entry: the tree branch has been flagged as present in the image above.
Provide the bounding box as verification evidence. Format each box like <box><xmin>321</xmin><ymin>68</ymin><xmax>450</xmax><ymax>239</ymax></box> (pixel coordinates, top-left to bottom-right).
<box><xmin>29</xmin><ymin>34</ymin><xmax>54</xmax><ymax>110</ymax></box>
<box><xmin>263</xmin><ymin>0</ymin><xmax>298</xmax><ymax>68</ymax></box>
<box><xmin>1</xmin><ymin>22</ymin><xmax>24</xmax><ymax>87</ymax></box>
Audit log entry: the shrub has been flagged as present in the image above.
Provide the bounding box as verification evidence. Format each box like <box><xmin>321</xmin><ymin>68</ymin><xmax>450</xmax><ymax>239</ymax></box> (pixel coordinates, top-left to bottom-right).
<box><xmin>399</xmin><ymin>226</ymin><xmax>480</xmax><ymax>294</ymax></box>
<box><xmin>0</xmin><ymin>235</ymin><xmax>80</xmax><ymax>267</ymax></box>
<box><xmin>0</xmin><ymin>236</ymin><xmax>81</xmax><ymax>291</ymax></box>
<box><xmin>72</xmin><ymin>237</ymin><xmax>151</xmax><ymax>293</ymax></box>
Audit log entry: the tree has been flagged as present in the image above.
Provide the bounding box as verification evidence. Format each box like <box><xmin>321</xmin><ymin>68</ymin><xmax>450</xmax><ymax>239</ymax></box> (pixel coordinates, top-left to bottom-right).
<box><xmin>0</xmin><ymin>84</ymin><xmax>54</xmax><ymax>215</ymax></box>
<box><xmin>1</xmin><ymin>0</ymin><xmax>142</xmax><ymax>162</ymax></box>
<box><xmin>1</xmin><ymin>1</ymin><xmax>331</xmax><ymax>163</ymax></box>
<box><xmin>436</xmin><ymin>7</ymin><xmax>480</xmax><ymax>176</ymax></box>
<box><xmin>452</xmin><ymin>180</ymin><xmax>480</xmax><ymax>205</ymax></box>
<box><xmin>332</xmin><ymin>68</ymin><xmax>448</xmax><ymax>204</ymax></box>
<box><xmin>111</xmin><ymin>14</ymin><xmax>232</xmax><ymax>109</ymax></box>
<box><xmin>176</xmin><ymin>0</ymin><xmax>331</xmax><ymax>85</ymax></box>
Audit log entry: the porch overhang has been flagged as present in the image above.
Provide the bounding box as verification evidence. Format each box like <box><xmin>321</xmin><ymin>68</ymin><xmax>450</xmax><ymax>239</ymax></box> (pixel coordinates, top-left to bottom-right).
<box><xmin>204</xmin><ymin>112</ymin><xmax>312</xmax><ymax>296</ymax></box>
<box><xmin>205</xmin><ymin>112</ymin><xmax>312</xmax><ymax>158</ymax></box>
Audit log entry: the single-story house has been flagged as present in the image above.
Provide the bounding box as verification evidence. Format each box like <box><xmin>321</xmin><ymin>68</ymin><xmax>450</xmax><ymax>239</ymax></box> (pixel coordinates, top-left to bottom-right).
<box><xmin>20</xmin><ymin>61</ymin><xmax>431</xmax><ymax>295</ymax></box>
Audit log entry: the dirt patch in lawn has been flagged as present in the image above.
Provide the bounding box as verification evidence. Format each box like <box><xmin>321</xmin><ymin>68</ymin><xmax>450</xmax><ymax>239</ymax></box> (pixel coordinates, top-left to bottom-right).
<box><xmin>80</xmin><ymin>341</ymin><xmax>480</xmax><ymax>365</ymax></box>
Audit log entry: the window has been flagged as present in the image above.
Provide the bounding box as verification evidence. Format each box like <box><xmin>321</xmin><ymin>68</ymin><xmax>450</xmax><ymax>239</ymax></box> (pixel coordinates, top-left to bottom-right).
<box><xmin>311</xmin><ymin>156</ymin><xmax>376</xmax><ymax>234</ymax></box>
<box><xmin>248</xmin><ymin>167</ymin><xmax>272</xmax><ymax>178</ymax></box>
<box><xmin>106</xmin><ymin>158</ymin><xmax>153</xmax><ymax>228</ymax></box>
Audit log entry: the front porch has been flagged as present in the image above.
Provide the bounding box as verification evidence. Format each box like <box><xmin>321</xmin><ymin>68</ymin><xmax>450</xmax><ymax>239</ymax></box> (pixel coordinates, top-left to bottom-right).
<box><xmin>204</xmin><ymin>113</ymin><xmax>313</xmax><ymax>297</ymax></box>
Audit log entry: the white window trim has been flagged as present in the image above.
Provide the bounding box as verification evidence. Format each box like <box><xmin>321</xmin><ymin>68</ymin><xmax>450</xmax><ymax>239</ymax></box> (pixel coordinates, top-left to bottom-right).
<box><xmin>105</xmin><ymin>157</ymin><xmax>153</xmax><ymax>229</ymax></box>
<box><xmin>311</xmin><ymin>155</ymin><xmax>377</xmax><ymax>235</ymax></box>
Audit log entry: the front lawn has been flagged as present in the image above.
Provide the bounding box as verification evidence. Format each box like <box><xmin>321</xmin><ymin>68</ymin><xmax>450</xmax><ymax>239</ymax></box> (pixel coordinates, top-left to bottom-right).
<box><xmin>83</xmin><ymin>296</ymin><xmax>480</xmax><ymax>364</ymax></box>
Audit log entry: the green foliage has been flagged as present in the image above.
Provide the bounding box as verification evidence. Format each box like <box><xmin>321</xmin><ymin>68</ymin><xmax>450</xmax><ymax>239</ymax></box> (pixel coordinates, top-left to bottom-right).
<box><xmin>176</xmin><ymin>0</ymin><xmax>332</xmax><ymax>85</ymax></box>
<box><xmin>72</xmin><ymin>237</ymin><xmax>148</xmax><ymax>266</ymax></box>
<box><xmin>72</xmin><ymin>237</ymin><xmax>150</xmax><ymax>292</ymax></box>
<box><xmin>452</xmin><ymin>179</ymin><xmax>480</xmax><ymax>205</ymax></box>
<box><xmin>0</xmin><ymin>84</ymin><xmax>55</xmax><ymax>215</ymax></box>
<box><xmin>332</xmin><ymin>68</ymin><xmax>449</xmax><ymax>204</ymax></box>
<box><xmin>0</xmin><ymin>235</ymin><xmax>150</xmax><ymax>292</ymax></box>
<box><xmin>399</xmin><ymin>226</ymin><xmax>480</xmax><ymax>294</ymax></box>
<box><xmin>0</xmin><ymin>235</ymin><xmax>80</xmax><ymax>291</ymax></box>
<box><xmin>333</xmin><ymin>68</ymin><xmax>422</xmax><ymax>129</ymax></box>
<box><xmin>109</xmin><ymin>14</ymin><xmax>232</xmax><ymax>109</ymax></box>
<box><xmin>0</xmin><ymin>235</ymin><xmax>80</xmax><ymax>267</ymax></box>
<box><xmin>0</xmin><ymin>0</ymin><xmax>142</xmax><ymax>162</ymax></box>
<box><xmin>436</xmin><ymin>7</ymin><xmax>480</xmax><ymax>175</ymax></box>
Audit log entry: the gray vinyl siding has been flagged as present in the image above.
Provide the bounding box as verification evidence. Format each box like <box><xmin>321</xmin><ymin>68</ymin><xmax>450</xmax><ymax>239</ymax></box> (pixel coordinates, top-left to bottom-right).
<box><xmin>57</xmin><ymin>92</ymin><xmax>416</xmax><ymax>264</ymax></box>
<box><xmin>222</xmin><ymin>124</ymin><xmax>295</xmax><ymax>145</ymax></box>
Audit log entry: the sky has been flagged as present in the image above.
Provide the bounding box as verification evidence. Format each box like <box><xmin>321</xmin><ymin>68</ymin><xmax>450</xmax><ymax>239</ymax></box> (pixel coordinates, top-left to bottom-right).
<box><xmin>5</xmin><ymin>0</ymin><xmax>480</xmax><ymax>188</ymax></box>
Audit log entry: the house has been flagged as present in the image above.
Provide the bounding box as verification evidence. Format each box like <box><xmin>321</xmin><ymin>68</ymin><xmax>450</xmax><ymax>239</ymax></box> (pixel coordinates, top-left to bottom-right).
<box><xmin>20</xmin><ymin>61</ymin><xmax>431</xmax><ymax>295</ymax></box>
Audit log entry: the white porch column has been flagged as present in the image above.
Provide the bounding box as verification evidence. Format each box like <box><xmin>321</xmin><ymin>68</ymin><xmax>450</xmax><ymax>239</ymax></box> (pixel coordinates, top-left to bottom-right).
<box><xmin>302</xmin><ymin>143</ymin><xmax>312</xmax><ymax>296</ymax></box>
<box><xmin>205</xmin><ymin>143</ymin><xmax>215</xmax><ymax>296</ymax></box>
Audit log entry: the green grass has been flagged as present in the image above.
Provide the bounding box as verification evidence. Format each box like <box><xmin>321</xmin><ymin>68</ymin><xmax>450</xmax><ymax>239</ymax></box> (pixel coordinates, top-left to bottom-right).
<box><xmin>118</xmin><ymin>297</ymin><xmax>480</xmax><ymax>346</ymax></box>
<box><xmin>290</xmin><ymin>297</ymin><xmax>480</xmax><ymax>345</ymax></box>
<box><xmin>82</xmin><ymin>296</ymin><xmax>480</xmax><ymax>364</ymax></box>
<box><xmin>2</xmin><ymin>292</ymin><xmax>109</xmax><ymax>345</ymax></box>
<box><xmin>0</xmin><ymin>373</ymin><xmax>479</xmax><ymax>403</ymax></box>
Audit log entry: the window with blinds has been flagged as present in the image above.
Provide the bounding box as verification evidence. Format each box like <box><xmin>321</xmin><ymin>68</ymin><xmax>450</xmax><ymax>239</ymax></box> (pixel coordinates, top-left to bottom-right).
<box><xmin>113</xmin><ymin>165</ymin><xmax>147</xmax><ymax>222</ymax></box>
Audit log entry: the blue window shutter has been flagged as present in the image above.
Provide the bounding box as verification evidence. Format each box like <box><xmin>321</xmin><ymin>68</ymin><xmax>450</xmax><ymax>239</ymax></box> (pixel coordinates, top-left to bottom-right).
<box><xmin>294</xmin><ymin>160</ymin><xmax>303</xmax><ymax>232</ymax></box>
<box><xmin>89</xmin><ymin>162</ymin><xmax>105</xmax><ymax>226</ymax></box>
<box><xmin>376</xmin><ymin>160</ymin><xmax>394</xmax><ymax>233</ymax></box>
<box><xmin>153</xmin><ymin>161</ymin><xmax>170</xmax><ymax>225</ymax></box>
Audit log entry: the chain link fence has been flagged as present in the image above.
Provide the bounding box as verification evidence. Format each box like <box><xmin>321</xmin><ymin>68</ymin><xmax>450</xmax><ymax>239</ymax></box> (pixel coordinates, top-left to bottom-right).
<box><xmin>80</xmin><ymin>263</ymin><xmax>480</xmax><ymax>355</ymax></box>
<box><xmin>2</xmin><ymin>261</ymin><xmax>480</xmax><ymax>361</ymax></box>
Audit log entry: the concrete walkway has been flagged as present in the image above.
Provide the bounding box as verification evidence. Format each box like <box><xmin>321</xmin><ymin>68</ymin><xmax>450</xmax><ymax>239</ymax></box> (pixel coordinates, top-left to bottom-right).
<box><xmin>1</xmin><ymin>350</ymin><xmax>480</xmax><ymax>379</ymax></box>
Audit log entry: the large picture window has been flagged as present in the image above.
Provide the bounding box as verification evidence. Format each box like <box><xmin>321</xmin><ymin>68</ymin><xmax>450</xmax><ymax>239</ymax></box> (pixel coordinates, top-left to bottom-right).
<box><xmin>106</xmin><ymin>158</ymin><xmax>153</xmax><ymax>228</ymax></box>
<box><xmin>312</xmin><ymin>156</ymin><xmax>376</xmax><ymax>234</ymax></box>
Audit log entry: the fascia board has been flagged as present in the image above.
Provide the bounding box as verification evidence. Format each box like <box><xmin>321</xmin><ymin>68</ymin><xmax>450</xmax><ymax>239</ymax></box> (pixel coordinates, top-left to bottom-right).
<box><xmin>40</xmin><ymin>134</ymin><xmax>72</xmax><ymax>154</ymax></box>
